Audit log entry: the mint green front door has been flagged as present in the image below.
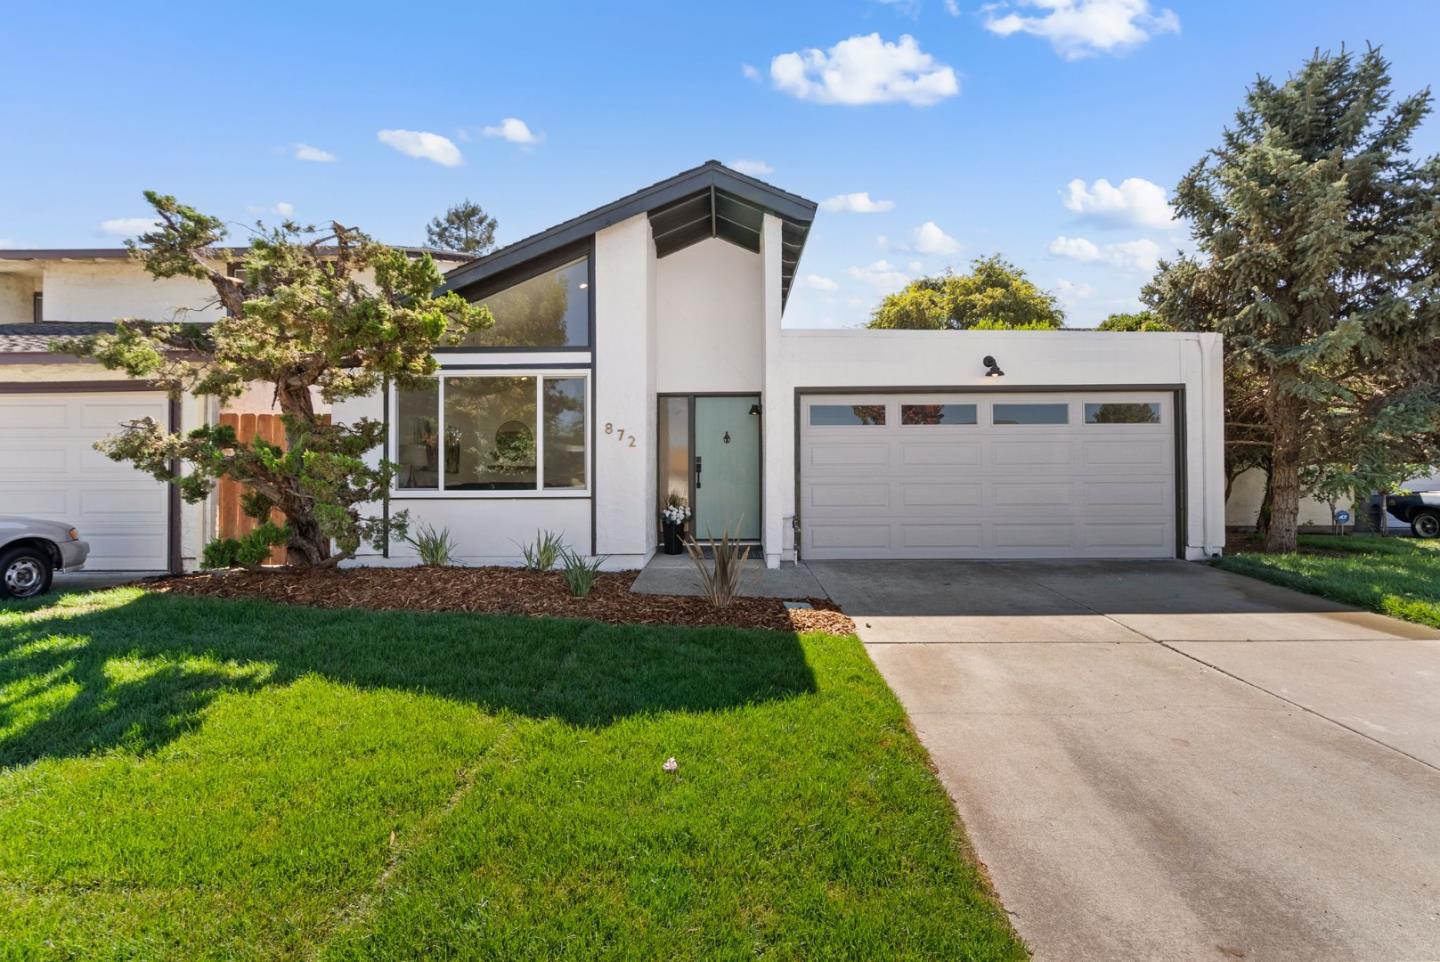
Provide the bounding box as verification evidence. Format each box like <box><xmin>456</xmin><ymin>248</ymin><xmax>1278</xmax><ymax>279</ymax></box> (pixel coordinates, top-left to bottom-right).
<box><xmin>693</xmin><ymin>396</ymin><xmax>760</xmax><ymax>541</ymax></box>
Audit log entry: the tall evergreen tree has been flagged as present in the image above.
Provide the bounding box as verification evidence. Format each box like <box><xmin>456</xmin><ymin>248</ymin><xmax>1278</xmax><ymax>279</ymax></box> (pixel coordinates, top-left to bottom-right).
<box><xmin>1147</xmin><ymin>47</ymin><xmax>1440</xmax><ymax>551</ymax></box>
<box><xmin>425</xmin><ymin>199</ymin><xmax>498</xmax><ymax>255</ymax></box>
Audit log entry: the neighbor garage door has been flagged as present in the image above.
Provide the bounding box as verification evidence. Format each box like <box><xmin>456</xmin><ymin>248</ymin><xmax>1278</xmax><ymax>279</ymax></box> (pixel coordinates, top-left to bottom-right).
<box><xmin>799</xmin><ymin>392</ymin><xmax>1176</xmax><ymax>560</ymax></box>
<box><xmin>0</xmin><ymin>390</ymin><xmax>172</xmax><ymax>570</ymax></box>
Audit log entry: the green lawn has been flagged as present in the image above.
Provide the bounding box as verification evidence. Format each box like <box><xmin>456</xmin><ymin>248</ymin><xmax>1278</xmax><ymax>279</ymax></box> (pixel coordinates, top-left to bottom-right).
<box><xmin>0</xmin><ymin>589</ymin><xmax>1024</xmax><ymax>962</ymax></box>
<box><xmin>1215</xmin><ymin>535</ymin><xmax>1440</xmax><ymax>628</ymax></box>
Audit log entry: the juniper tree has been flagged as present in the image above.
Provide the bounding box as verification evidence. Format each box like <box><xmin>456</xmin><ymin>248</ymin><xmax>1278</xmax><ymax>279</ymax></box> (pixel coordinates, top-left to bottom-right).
<box><xmin>57</xmin><ymin>192</ymin><xmax>493</xmax><ymax>567</ymax></box>
<box><xmin>1148</xmin><ymin>47</ymin><xmax>1440</xmax><ymax>551</ymax></box>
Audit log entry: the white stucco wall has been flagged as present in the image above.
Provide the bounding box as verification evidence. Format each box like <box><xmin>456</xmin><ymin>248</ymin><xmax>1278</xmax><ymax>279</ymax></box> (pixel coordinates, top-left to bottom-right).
<box><xmin>762</xmin><ymin>328</ymin><xmax>1228</xmax><ymax>564</ymax></box>
<box><xmin>655</xmin><ymin>237</ymin><xmax>763</xmax><ymax>394</ymax></box>
<box><xmin>40</xmin><ymin>261</ymin><xmax>223</xmax><ymax>324</ymax></box>
<box><xmin>592</xmin><ymin>214</ymin><xmax>658</xmax><ymax>568</ymax></box>
<box><xmin>0</xmin><ymin>272</ymin><xmax>38</xmax><ymax>324</ymax></box>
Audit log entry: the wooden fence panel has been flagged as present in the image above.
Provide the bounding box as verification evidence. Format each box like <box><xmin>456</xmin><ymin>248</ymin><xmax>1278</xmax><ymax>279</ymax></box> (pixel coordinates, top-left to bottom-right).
<box><xmin>217</xmin><ymin>412</ymin><xmax>288</xmax><ymax>566</ymax></box>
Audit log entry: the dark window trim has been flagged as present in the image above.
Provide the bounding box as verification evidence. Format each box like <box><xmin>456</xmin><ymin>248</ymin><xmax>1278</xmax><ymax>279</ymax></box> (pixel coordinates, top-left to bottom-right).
<box><xmin>435</xmin><ymin>238</ymin><xmax>594</xmax><ymax>354</ymax></box>
<box><xmin>32</xmin><ymin>292</ymin><xmax>43</xmax><ymax>323</ymax></box>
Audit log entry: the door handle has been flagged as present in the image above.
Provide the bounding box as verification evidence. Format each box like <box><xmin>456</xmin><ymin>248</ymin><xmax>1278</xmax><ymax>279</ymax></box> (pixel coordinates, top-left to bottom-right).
<box><xmin>695</xmin><ymin>456</ymin><xmax>702</xmax><ymax>489</ymax></box>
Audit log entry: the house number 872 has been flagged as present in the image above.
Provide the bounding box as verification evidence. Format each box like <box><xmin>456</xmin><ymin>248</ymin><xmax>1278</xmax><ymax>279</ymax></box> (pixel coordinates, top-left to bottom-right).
<box><xmin>604</xmin><ymin>422</ymin><xmax>637</xmax><ymax>447</ymax></box>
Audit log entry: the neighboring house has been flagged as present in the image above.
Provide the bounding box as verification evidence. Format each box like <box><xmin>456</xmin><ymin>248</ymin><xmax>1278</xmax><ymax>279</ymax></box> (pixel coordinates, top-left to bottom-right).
<box><xmin>0</xmin><ymin>162</ymin><xmax>1227</xmax><ymax>573</ymax></box>
<box><xmin>1226</xmin><ymin>468</ymin><xmax>1440</xmax><ymax>530</ymax></box>
<box><xmin>0</xmin><ymin>246</ymin><xmax>470</xmax><ymax>571</ymax></box>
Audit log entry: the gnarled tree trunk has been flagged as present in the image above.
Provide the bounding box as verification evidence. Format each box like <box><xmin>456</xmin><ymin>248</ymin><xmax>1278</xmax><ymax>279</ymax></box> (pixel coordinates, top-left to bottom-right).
<box><xmin>274</xmin><ymin>376</ymin><xmax>332</xmax><ymax>565</ymax></box>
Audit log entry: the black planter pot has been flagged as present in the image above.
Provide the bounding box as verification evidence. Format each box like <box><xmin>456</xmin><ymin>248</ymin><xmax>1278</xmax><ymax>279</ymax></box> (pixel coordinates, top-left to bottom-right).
<box><xmin>662</xmin><ymin>520</ymin><xmax>686</xmax><ymax>555</ymax></box>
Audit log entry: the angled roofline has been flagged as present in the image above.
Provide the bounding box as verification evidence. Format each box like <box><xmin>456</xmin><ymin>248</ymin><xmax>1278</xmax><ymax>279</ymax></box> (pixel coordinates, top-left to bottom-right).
<box><xmin>440</xmin><ymin>160</ymin><xmax>817</xmax><ymax>294</ymax></box>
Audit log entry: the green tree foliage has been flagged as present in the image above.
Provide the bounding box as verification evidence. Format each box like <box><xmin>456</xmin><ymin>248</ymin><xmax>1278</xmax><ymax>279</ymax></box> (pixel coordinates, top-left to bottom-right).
<box><xmin>1145</xmin><ymin>47</ymin><xmax>1440</xmax><ymax>551</ymax></box>
<box><xmin>1096</xmin><ymin>310</ymin><xmax>1172</xmax><ymax>332</ymax></box>
<box><xmin>867</xmin><ymin>255</ymin><xmax>1065</xmax><ymax>330</ymax></box>
<box><xmin>56</xmin><ymin>192</ymin><xmax>493</xmax><ymax>567</ymax></box>
<box><xmin>425</xmin><ymin>199</ymin><xmax>498</xmax><ymax>255</ymax></box>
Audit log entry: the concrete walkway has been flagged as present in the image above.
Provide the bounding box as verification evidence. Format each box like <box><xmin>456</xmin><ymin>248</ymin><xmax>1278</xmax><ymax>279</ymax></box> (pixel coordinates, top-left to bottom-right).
<box><xmin>808</xmin><ymin>560</ymin><xmax>1440</xmax><ymax>962</ymax></box>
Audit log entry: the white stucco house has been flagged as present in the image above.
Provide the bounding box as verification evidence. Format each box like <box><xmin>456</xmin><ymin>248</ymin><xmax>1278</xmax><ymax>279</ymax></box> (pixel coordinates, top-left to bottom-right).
<box><xmin>0</xmin><ymin>161</ymin><xmax>1227</xmax><ymax>572</ymax></box>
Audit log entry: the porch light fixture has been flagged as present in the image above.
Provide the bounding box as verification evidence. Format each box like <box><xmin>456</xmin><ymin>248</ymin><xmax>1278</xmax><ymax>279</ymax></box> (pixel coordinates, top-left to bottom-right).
<box><xmin>983</xmin><ymin>355</ymin><xmax>1004</xmax><ymax>377</ymax></box>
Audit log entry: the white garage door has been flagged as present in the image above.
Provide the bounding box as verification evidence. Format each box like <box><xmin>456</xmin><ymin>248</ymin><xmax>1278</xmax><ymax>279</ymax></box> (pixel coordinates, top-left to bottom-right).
<box><xmin>800</xmin><ymin>392</ymin><xmax>1176</xmax><ymax>560</ymax></box>
<box><xmin>0</xmin><ymin>391</ymin><xmax>171</xmax><ymax>570</ymax></box>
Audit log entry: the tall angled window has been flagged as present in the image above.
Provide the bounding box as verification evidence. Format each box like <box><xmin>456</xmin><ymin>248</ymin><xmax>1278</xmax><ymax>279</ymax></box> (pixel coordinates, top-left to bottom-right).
<box><xmin>460</xmin><ymin>257</ymin><xmax>590</xmax><ymax>348</ymax></box>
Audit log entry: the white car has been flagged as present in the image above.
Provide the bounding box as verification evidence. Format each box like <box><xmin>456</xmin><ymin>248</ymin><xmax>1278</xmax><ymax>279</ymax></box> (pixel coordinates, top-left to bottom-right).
<box><xmin>0</xmin><ymin>517</ymin><xmax>90</xmax><ymax>599</ymax></box>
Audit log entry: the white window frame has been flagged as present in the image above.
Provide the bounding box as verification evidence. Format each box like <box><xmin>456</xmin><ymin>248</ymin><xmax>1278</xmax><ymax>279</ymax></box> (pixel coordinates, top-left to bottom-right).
<box><xmin>390</xmin><ymin>369</ymin><xmax>591</xmax><ymax>498</ymax></box>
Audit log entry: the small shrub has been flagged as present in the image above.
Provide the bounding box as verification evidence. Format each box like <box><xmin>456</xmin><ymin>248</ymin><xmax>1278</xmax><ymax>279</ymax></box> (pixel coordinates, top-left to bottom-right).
<box><xmin>558</xmin><ymin>549</ymin><xmax>607</xmax><ymax>598</ymax></box>
<box><xmin>201</xmin><ymin>522</ymin><xmax>288</xmax><ymax>569</ymax></box>
<box><xmin>685</xmin><ymin>528</ymin><xmax>751</xmax><ymax>607</ymax></box>
<box><xmin>405</xmin><ymin>523</ymin><xmax>459</xmax><ymax>566</ymax></box>
<box><xmin>519</xmin><ymin>529</ymin><xmax>566</xmax><ymax>571</ymax></box>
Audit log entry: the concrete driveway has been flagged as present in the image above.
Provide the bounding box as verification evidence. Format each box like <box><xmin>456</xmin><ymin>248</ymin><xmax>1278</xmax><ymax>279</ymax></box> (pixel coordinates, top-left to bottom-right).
<box><xmin>807</xmin><ymin>560</ymin><xmax>1440</xmax><ymax>962</ymax></box>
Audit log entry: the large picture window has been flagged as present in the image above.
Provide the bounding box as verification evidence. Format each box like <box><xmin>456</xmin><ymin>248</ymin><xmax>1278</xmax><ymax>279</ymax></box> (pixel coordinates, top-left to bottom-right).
<box><xmin>394</xmin><ymin>373</ymin><xmax>588</xmax><ymax>494</ymax></box>
<box><xmin>459</xmin><ymin>257</ymin><xmax>590</xmax><ymax>348</ymax></box>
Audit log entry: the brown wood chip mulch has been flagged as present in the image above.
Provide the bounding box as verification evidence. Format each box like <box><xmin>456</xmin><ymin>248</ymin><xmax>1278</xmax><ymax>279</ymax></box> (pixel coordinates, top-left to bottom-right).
<box><xmin>143</xmin><ymin>566</ymin><xmax>856</xmax><ymax>636</ymax></box>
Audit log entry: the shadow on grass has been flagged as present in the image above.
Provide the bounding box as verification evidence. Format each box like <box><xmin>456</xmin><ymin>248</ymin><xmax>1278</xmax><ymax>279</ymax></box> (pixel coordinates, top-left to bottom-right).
<box><xmin>0</xmin><ymin>591</ymin><xmax>817</xmax><ymax>767</ymax></box>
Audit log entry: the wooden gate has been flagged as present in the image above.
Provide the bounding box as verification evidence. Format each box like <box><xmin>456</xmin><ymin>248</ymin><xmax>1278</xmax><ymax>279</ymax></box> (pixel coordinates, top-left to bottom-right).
<box><xmin>216</xmin><ymin>413</ymin><xmax>289</xmax><ymax>565</ymax></box>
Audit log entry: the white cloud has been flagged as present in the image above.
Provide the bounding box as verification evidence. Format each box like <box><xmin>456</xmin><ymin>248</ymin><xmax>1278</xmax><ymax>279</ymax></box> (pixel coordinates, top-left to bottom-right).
<box><xmin>770</xmin><ymin>33</ymin><xmax>959</xmax><ymax>107</ymax></box>
<box><xmin>291</xmin><ymin>143</ymin><xmax>336</xmax><ymax>163</ymax></box>
<box><xmin>798</xmin><ymin>273</ymin><xmax>840</xmax><ymax>292</ymax></box>
<box><xmin>377</xmin><ymin>129</ymin><xmax>463</xmax><ymax>167</ymax></box>
<box><xmin>1106</xmin><ymin>238</ymin><xmax>1161</xmax><ymax>271</ymax></box>
<box><xmin>99</xmin><ymin>217</ymin><xmax>161</xmax><ymax>237</ymax></box>
<box><xmin>846</xmin><ymin>259</ymin><xmax>912</xmax><ymax>292</ymax></box>
<box><xmin>741</xmin><ymin>62</ymin><xmax>761</xmax><ymax>81</ymax></box>
<box><xmin>1053</xmin><ymin>278</ymin><xmax>1098</xmax><ymax>299</ymax></box>
<box><xmin>482</xmin><ymin>117</ymin><xmax>543</xmax><ymax>146</ymax></box>
<box><xmin>1049</xmin><ymin>234</ymin><xmax>1160</xmax><ymax>271</ymax></box>
<box><xmin>910</xmin><ymin>220</ymin><xmax>962</xmax><ymax>254</ymax></box>
<box><xmin>983</xmin><ymin>0</ymin><xmax>1179</xmax><ymax>60</ymax></box>
<box><xmin>730</xmin><ymin>159</ymin><xmax>774</xmax><ymax>176</ymax></box>
<box><xmin>1063</xmin><ymin>176</ymin><xmax>1174</xmax><ymax>228</ymax></box>
<box><xmin>274</xmin><ymin>202</ymin><xmax>295</xmax><ymax>218</ymax></box>
<box><xmin>944</xmin><ymin>0</ymin><xmax>961</xmax><ymax>13</ymax></box>
<box><xmin>820</xmin><ymin>191</ymin><xmax>896</xmax><ymax>213</ymax></box>
<box><xmin>1048</xmin><ymin>235</ymin><xmax>1102</xmax><ymax>262</ymax></box>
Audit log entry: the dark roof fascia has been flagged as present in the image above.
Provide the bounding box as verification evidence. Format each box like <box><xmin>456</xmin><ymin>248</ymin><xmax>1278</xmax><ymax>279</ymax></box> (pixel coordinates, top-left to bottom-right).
<box><xmin>441</xmin><ymin>161</ymin><xmax>817</xmax><ymax>294</ymax></box>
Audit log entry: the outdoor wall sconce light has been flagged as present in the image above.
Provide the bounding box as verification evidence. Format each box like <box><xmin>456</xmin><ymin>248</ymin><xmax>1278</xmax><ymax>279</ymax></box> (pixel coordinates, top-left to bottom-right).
<box><xmin>983</xmin><ymin>355</ymin><xmax>1005</xmax><ymax>377</ymax></box>
<box><xmin>748</xmin><ymin>402</ymin><xmax>762</xmax><ymax>416</ymax></box>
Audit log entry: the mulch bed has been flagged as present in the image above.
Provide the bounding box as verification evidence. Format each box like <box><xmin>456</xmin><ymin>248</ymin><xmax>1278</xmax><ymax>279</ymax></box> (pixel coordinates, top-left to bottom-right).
<box><xmin>143</xmin><ymin>566</ymin><xmax>856</xmax><ymax>635</ymax></box>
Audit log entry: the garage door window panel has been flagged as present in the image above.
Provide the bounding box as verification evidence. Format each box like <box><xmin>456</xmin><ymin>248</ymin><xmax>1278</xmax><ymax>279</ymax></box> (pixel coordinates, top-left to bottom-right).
<box><xmin>993</xmin><ymin>403</ymin><xmax>1069</xmax><ymax>425</ymax></box>
<box><xmin>1085</xmin><ymin>402</ymin><xmax>1161</xmax><ymax>424</ymax></box>
<box><xmin>810</xmin><ymin>404</ymin><xmax>886</xmax><ymax>426</ymax></box>
<box><xmin>901</xmin><ymin>403</ymin><xmax>976</xmax><ymax>426</ymax></box>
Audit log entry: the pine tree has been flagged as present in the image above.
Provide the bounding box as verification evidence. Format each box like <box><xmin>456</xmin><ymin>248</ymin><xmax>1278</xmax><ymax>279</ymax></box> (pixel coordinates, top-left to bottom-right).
<box><xmin>425</xmin><ymin>199</ymin><xmax>498</xmax><ymax>255</ymax></box>
<box><xmin>1149</xmin><ymin>47</ymin><xmax>1440</xmax><ymax>551</ymax></box>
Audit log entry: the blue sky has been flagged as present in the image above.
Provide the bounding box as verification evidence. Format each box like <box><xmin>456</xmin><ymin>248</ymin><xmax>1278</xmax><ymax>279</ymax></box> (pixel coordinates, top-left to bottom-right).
<box><xmin>4</xmin><ymin>1</ymin><xmax>1437</xmax><ymax>328</ymax></box>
